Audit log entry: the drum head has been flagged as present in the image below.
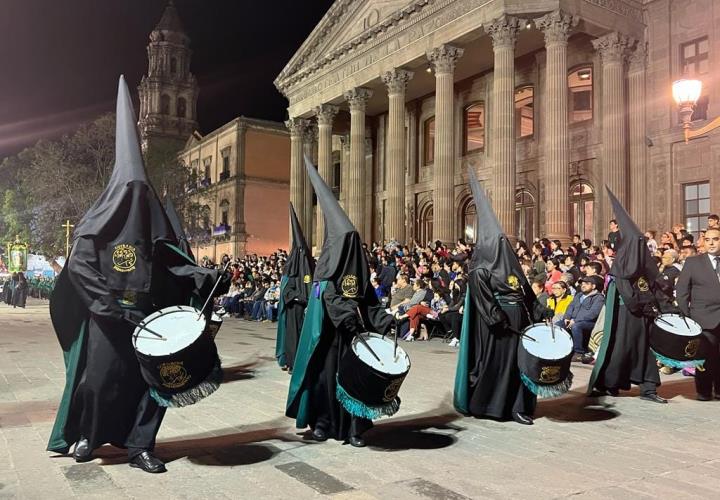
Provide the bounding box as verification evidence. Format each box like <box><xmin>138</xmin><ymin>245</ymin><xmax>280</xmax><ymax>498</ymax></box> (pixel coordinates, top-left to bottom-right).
<box><xmin>134</xmin><ymin>306</ymin><xmax>206</xmax><ymax>356</ymax></box>
<box><xmin>521</xmin><ymin>323</ymin><xmax>573</xmax><ymax>360</ymax></box>
<box><xmin>654</xmin><ymin>314</ymin><xmax>702</xmax><ymax>336</ymax></box>
<box><xmin>352</xmin><ymin>332</ymin><xmax>410</xmax><ymax>375</ymax></box>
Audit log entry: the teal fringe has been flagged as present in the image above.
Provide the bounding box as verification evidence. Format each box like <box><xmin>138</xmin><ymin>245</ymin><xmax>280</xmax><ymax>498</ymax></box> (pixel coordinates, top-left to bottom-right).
<box><xmin>520</xmin><ymin>371</ymin><xmax>574</xmax><ymax>399</ymax></box>
<box><xmin>335</xmin><ymin>382</ymin><xmax>400</xmax><ymax>420</ymax></box>
<box><xmin>150</xmin><ymin>360</ymin><xmax>224</xmax><ymax>408</ymax></box>
<box><xmin>651</xmin><ymin>349</ymin><xmax>705</xmax><ymax>370</ymax></box>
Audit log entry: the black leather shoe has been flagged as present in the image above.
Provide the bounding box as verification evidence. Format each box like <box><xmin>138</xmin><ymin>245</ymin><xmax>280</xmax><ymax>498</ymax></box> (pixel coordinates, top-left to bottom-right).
<box><xmin>73</xmin><ymin>438</ymin><xmax>93</xmax><ymax>463</ymax></box>
<box><xmin>311</xmin><ymin>428</ymin><xmax>328</xmax><ymax>442</ymax></box>
<box><xmin>697</xmin><ymin>393</ymin><xmax>713</xmax><ymax>401</ymax></box>
<box><xmin>512</xmin><ymin>412</ymin><xmax>534</xmax><ymax>425</ymax></box>
<box><xmin>607</xmin><ymin>388</ymin><xmax>619</xmax><ymax>397</ymax></box>
<box><xmin>348</xmin><ymin>435</ymin><xmax>366</xmax><ymax>447</ymax></box>
<box><xmin>639</xmin><ymin>394</ymin><xmax>668</xmax><ymax>404</ymax></box>
<box><xmin>129</xmin><ymin>451</ymin><xmax>166</xmax><ymax>473</ymax></box>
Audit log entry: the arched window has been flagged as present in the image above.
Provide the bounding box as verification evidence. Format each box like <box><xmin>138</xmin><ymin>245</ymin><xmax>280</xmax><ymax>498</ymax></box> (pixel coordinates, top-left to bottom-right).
<box><xmin>170</xmin><ymin>57</ymin><xmax>177</xmax><ymax>74</ymax></box>
<box><xmin>417</xmin><ymin>202</ymin><xmax>433</xmax><ymax>245</ymax></box>
<box><xmin>219</xmin><ymin>200</ymin><xmax>230</xmax><ymax>227</ymax></box>
<box><xmin>515</xmin><ymin>189</ymin><xmax>536</xmax><ymax>244</ymax></box>
<box><xmin>201</xmin><ymin>205</ymin><xmax>211</xmax><ymax>229</ymax></box>
<box><xmin>177</xmin><ymin>97</ymin><xmax>186</xmax><ymax>118</ymax></box>
<box><xmin>423</xmin><ymin>117</ymin><xmax>435</xmax><ymax>165</ymax></box>
<box><xmin>570</xmin><ymin>182</ymin><xmax>594</xmax><ymax>240</ymax></box>
<box><xmin>460</xmin><ymin>197</ymin><xmax>477</xmax><ymax>243</ymax></box>
<box><xmin>568</xmin><ymin>66</ymin><xmax>593</xmax><ymax>123</ymax></box>
<box><xmin>160</xmin><ymin>94</ymin><xmax>170</xmax><ymax>115</ymax></box>
<box><xmin>463</xmin><ymin>102</ymin><xmax>485</xmax><ymax>153</ymax></box>
<box><xmin>514</xmin><ymin>86</ymin><xmax>534</xmax><ymax>138</ymax></box>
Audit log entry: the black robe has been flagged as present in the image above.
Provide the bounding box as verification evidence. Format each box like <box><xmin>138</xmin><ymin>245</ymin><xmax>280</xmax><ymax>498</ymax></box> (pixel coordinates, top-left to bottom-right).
<box><xmin>465</xmin><ymin>268</ymin><xmax>547</xmax><ymax>419</ymax></box>
<box><xmin>281</xmin><ymin>278</ymin><xmax>307</xmax><ymax>370</ymax></box>
<box><xmin>307</xmin><ymin>281</ymin><xmax>392</xmax><ymax>441</ymax></box>
<box><xmin>593</xmin><ymin>277</ymin><xmax>660</xmax><ymax>392</ymax></box>
<box><xmin>12</xmin><ymin>280</ymin><xmax>27</xmax><ymax>308</ymax></box>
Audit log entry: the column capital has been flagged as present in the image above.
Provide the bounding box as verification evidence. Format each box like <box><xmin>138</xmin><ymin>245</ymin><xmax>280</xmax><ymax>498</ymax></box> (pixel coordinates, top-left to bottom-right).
<box><xmin>382</xmin><ymin>68</ymin><xmax>414</xmax><ymax>95</ymax></box>
<box><xmin>344</xmin><ymin>87</ymin><xmax>373</xmax><ymax>111</ymax></box>
<box><xmin>534</xmin><ymin>10</ymin><xmax>578</xmax><ymax>45</ymax></box>
<box><xmin>592</xmin><ymin>32</ymin><xmax>635</xmax><ymax>64</ymax></box>
<box><xmin>303</xmin><ymin>122</ymin><xmax>319</xmax><ymax>144</ymax></box>
<box><xmin>426</xmin><ymin>44</ymin><xmax>464</xmax><ymax>74</ymax></box>
<box><xmin>314</xmin><ymin>104</ymin><xmax>339</xmax><ymax>126</ymax></box>
<box><xmin>485</xmin><ymin>15</ymin><xmax>523</xmax><ymax>49</ymax></box>
<box><xmin>285</xmin><ymin>117</ymin><xmax>308</xmax><ymax>138</ymax></box>
<box><xmin>629</xmin><ymin>42</ymin><xmax>647</xmax><ymax>73</ymax></box>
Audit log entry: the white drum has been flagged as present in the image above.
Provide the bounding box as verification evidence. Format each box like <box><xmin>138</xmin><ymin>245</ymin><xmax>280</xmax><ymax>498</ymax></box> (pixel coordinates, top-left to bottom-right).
<box><xmin>518</xmin><ymin>323</ymin><xmax>574</xmax><ymax>397</ymax></box>
<box><xmin>651</xmin><ymin>313</ymin><xmax>705</xmax><ymax>367</ymax></box>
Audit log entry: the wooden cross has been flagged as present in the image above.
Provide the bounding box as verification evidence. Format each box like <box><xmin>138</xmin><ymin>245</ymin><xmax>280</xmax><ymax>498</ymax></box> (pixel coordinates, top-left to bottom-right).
<box><xmin>62</xmin><ymin>220</ymin><xmax>74</xmax><ymax>258</ymax></box>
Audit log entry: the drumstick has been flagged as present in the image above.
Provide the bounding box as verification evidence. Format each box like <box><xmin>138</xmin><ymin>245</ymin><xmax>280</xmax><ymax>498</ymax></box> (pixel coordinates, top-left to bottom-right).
<box><xmin>197</xmin><ymin>260</ymin><xmax>232</xmax><ymax>321</ymax></box>
<box><xmin>548</xmin><ymin>319</ymin><xmax>556</xmax><ymax>343</ymax></box>
<box><xmin>355</xmin><ymin>307</ymin><xmax>383</xmax><ymax>365</ymax></box>
<box><xmin>126</xmin><ymin>318</ymin><xmax>167</xmax><ymax>341</ymax></box>
<box><xmin>656</xmin><ymin>316</ymin><xmax>674</xmax><ymax>328</ymax></box>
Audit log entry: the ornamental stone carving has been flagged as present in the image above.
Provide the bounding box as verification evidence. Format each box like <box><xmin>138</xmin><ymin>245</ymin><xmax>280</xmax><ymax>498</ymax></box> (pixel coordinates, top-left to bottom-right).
<box><xmin>344</xmin><ymin>87</ymin><xmax>373</xmax><ymax>111</ymax></box>
<box><xmin>426</xmin><ymin>45</ymin><xmax>464</xmax><ymax>74</ymax></box>
<box><xmin>629</xmin><ymin>42</ymin><xmax>647</xmax><ymax>72</ymax></box>
<box><xmin>534</xmin><ymin>10</ymin><xmax>578</xmax><ymax>45</ymax></box>
<box><xmin>314</xmin><ymin>104</ymin><xmax>340</xmax><ymax>126</ymax></box>
<box><xmin>382</xmin><ymin>68</ymin><xmax>414</xmax><ymax>95</ymax></box>
<box><xmin>485</xmin><ymin>15</ymin><xmax>523</xmax><ymax>49</ymax></box>
<box><xmin>592</xmin><ymin>32</ymin><xmax>635</xmax><ymax>63</ymax></box>
<box><xmin>285</xmin><ymin>117</ymin><xmax>308</xmax><ymax>138</ymax></box>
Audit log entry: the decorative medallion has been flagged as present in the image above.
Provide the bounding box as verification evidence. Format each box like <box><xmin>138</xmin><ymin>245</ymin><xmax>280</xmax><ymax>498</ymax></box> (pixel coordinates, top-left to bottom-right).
<box><xmin>637</xmin><ymin>276</ymin><xmax>649</xmax><ymax>292</ymax></box>
<box><xmin>383</xmin><ymin>376</ymin><xmax>405</xmax><ymax>402</ymax></box>
<box><xmin>303</xmin><ymin>274</ymin><xmax>311</xmax><ymax>284</ymax></box>
<box><xmin>112</xmin><ymin>244</ymin><xmax>137</xmax><ymax>273</ymax></box>
<box><xmin>506</xmin><ymin>274</ymin><xmax>520</xmax><ymax>291</ymax></box>
<box><xmin>341</xmin><ymin>274</ymin><xmax>359</xmax><ymax>298</ymax></box>
<box><xmin>158</xmin><ymin>361</ymin><xmax>191</xmax><ymax>389</ymax></box>
<box><xmin>539</xmin><ymin>365</ymin><xmax>561</xmax><ymax>384</ymax></box>
<box><xmin>685</xmin><ymin>339</ymin><xmax>700</xmax><ymax>358</ymax></box>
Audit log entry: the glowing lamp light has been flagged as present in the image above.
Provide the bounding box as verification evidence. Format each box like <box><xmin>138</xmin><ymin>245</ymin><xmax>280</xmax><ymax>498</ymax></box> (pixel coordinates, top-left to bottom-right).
<box><xmin>672</xmin><ymin>78</ymin><xmax>702</xmax><ymax>107</ymax></box>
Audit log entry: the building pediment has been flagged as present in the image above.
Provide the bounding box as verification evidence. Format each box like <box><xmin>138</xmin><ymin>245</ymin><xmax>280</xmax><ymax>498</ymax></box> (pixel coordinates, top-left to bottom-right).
<box><xmin>275</xmin><ymin>0</ymin><xmax>425</xmax><ymax>94</ymax></box>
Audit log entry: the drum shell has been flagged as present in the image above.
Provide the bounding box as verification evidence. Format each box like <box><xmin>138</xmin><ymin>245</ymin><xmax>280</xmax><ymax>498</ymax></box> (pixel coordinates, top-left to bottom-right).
<box><xmin>205</xmin><ymin>314</ymin><xmax>223</xmax><ymax>340</ymax></box>
<box><xmin>135</xmin><ymin>330</ymin><xmax>218</xmax><ymax>394</ymax></box>
<box><xmin>517</xmin><ymin>340</ymin><xmax>572</xmax><ymax>387</ymax></box>
<box><xmin>650</xmin><ymin>322</ymin><xmax>705</xmax><ymax>361</ymax></box>
<box><xmin>337</xmin><ymin>343</ymin><xmax>408</xmax><ymax>407</ymax></box>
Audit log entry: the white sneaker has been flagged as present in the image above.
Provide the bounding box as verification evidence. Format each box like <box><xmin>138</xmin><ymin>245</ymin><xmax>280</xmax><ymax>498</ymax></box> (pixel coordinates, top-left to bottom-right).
<box><xmin>448</xmin><ymin>338</ymin><xmax>459</xmax><ymax>347</ymax></box>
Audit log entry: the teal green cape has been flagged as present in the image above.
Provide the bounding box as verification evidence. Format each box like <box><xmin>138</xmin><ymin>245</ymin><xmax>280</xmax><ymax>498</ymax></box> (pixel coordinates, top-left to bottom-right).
<box><xmin>286</xmin><ymin>281</ymin><xmax>327</xmax><ymax>428</ymax></box>
<box><xmin>275</xmin><ymin>275</ymin><xmax>289</xmax><ymax>367</ymax></box>
<box><xmin>453</xmin><ymin>293</ymin><xmax>473</xmax><ymax>414</ymax></box>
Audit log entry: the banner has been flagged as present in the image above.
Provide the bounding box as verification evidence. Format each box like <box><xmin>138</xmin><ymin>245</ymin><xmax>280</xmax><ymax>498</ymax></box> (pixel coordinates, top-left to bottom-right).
<box><xmin>8</xmin><ymin>241</ymin><xmax>28</xmax><ymax>273</ymax></box>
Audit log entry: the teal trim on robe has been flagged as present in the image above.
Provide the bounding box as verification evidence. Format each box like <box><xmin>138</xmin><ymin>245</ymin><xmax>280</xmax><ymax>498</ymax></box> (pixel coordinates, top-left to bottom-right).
<box><xmin>275</xmin><ymin>275</ymin><xmax>289</xmax><ymax>367</ymax></box>
<box><xmin>163</xmin><ymin>241</ymin><xmax>197</xmax><ymax>265</ymax></box>
<box><xmin>47</xmin><ymin>320</ymin><xmax>87</xmax><ymax>453</ymax></box>
<box><xmin>586</xmin><ymin>281</ymin><xmax>618</xmax><ymax>395</ymax></box>
<box><xmin>286</xmin><ymin>280</ymin><xmax>327</xmax><ymax>428</ymax></box>
<box><xmin>453</xmin><ymin>292</ymin><xmax>473</xmax><ymax>414</ymax></box>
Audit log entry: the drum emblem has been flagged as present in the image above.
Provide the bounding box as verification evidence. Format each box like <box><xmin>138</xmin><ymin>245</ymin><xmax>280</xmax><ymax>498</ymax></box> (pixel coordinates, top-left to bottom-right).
<box><xmin>637</xmin><ymin>277</ymin><xmax>650</xmax><ymax>292</ymax></box>
<box><xmin>303</xmin><ymin>274</ymin><xmax>311</xmax><ymax>284</ymax></box>
<box><xmin>540</xmin><ymin>366</ymin><xmax>561</xmax><ymax>384</ymax></box>
<box><xmin>506</xmin><ymin>274</ymin><xmax>520</xmax><ymax>290</ymax></box>
<box><xmin>112</xmin><ymin>244</ymin><xmax>137</xmax><ymax>273</ymax></box>
<box><xmin>341</xmin><ymin>274</ymin><xmax>359</xmax><ymax>298</ymax></box>
<box><xmin>158</xmin><ymin>361</ymin><xmax>191</xmax><ymax>389</ymax></box>
<box><xmin>383</xmin><ymin>376</ymin><xmax>405</xmax><ymax>402</ymax></box>
<box><xmin>685</xmin><ymin>339</ymin><xmax>700</xmax><ymax>358</ymax></box>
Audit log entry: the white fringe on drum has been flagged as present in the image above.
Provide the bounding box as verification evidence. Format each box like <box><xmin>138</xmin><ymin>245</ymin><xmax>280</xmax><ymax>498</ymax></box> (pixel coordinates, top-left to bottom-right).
<box><xmin>520</xmin><ymin>372</ymin><xmax>573</xmax><ymax>399</ymax></box>
<box><xmin>150</xmin><ymin>359</ymin><xmax>223</xmax><ymax>408</ymax></box>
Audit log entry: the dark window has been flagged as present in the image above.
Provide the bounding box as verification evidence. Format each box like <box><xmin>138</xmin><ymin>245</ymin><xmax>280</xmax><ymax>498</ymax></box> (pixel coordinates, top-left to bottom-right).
<box><xmin>515</xmin><ymin>190</ymin><xmax>536</xmax><ymax>244</ymax></box>
<box><xmin>160</xmin><ymin>94</ymin><xmax>170</xmax><ymax>115</ymax></box>
<box><xmin>684</xmin><ymin>181</ymin><xmax>711</xmax><ymax>238</ymax></box>
<box><xmin>463</xmin><ymin>102</ymin><xmax>485</xmax><ymax>153</ymax></box>
<box><xmin>177</xmin><ymin>97</ymin><xmax>186</xmax><ymax>118</ymax></box>
<box><xmin>461</xmin><ymin>198</ymin><xmax>476</xmax><ymax>243</ymax></box>
<box><xmin>423</xmin><ymin>117</ymin><xmax>435</xmax><ymax>165</ymax></box>
<box><xmin>514</xmin><ymin>86</ymin><xmax>534</xmax><ymax>138</ymax></box>
<box><xmin>332</xmin><ymin>162</ymin><xmax>341</xmax><ymax>199</ymax></box>
<box><xmin>681</xmin><ymin>37</ymin><xmax>710</xmax><ymax>122</ymax></box>
<box><xmin>570</xmin><ymin>182</ymin><xmax>595</xmax><ymax>241</ymax></box>
<box><xmin>418</xmin><ymin>203</ymin><xmax>433</xmax><ymax>245</ymax></box>
<box><xmin>568</xmin><ymin>66</ymin><xmax>593</xmax><ymax>123</ymax></box>
<box><xmin>170</xmin><ymin>57</ymin><xmax>177</xmax><ymax>74</ymax></box>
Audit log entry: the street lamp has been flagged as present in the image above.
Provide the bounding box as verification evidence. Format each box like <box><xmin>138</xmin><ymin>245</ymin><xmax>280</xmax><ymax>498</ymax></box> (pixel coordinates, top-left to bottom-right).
<box><xmin>672</xmin><ymin>78</ymin><xmax>720</xmax><ymax>143</ymax></box>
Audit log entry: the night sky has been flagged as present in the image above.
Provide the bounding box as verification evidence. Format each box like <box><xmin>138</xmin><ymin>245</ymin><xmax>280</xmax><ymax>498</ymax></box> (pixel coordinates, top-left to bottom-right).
<box><xmin>0</xmin><ymin>0</ymin><xmax>334</xmax><ymax>158</ymax></box>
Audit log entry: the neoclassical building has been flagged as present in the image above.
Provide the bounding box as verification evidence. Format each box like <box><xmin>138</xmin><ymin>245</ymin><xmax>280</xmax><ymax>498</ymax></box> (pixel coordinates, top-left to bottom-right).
<box><xmin>276</xmin><ymin>0</ymin><xmax>719</xmax><ymax>249</ymax></box>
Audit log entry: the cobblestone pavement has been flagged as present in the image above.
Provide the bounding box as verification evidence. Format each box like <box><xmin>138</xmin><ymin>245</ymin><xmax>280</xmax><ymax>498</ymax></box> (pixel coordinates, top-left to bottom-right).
<box><xmin>1</xmin><ymin>299</ymin><xmax>719</xmax><ymax>499</ymax></box>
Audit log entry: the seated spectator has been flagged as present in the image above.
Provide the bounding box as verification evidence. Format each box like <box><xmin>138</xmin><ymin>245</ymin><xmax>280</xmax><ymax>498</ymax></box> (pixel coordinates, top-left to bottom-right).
<box><xmin>547</xmin><ymin>281</ymin><xmax>573</xmax><ymax>323</ymax></box>
<box><xmin>531</xmin><ymin>278</ymin><xmax>549</xmax><ymax>306</ymax></box>
<box><xmin>558</xmin><ymin>275</ymin><xmax>604</xmax><ymax>361</ymax></box>
<box><xmin>250</xmin><ymin>280</ymin><xmax>269</xmax><ymax>321</ymax></box>
<box><xmin>371</xmin><ymin>276</ymin><xmax>387</xmax><ymax>305</ymax></box>
<box><xmin>264</xmin><ymin>280</ymin><xmax>281</xmax><ymax>322</ymax></box>
<box><xmin>442</xmin><ymin>278</ymin><xmax>466</xmax><ymax>347</ymax></box>
<box><xmin>543</xmin><ymin>258</ymin><xmax>563</xmax><ymax>295</ymax></box>
<box><xmin>389</xmin><ymin>273</ymin><xmax>413</xmax><ymax>311</ymax></box>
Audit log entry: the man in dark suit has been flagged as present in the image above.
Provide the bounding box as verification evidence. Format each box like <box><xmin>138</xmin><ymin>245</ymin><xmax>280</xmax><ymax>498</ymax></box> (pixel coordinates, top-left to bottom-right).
<box><xmin>676</xmin><ymin>228</ymin><xmax>720</xmax><ymax>401</ymax></box>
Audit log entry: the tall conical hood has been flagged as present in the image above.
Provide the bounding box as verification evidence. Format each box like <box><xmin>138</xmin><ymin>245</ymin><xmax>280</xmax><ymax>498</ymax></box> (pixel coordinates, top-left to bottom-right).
<box><xmin>304</xmin><ymin>155</ymin><xmax>368</xmax><ymax>296</ymax></box>
<box><xmin>467</xmin><ymin>168</ymin><xmax>530</xmax><ymax>292</ymax></box>
<box><xmin>284</xmin><ymin>203</ymin><xmax>314</xmax><ymax>278</ymax></box>
<box><xmin>607</xmin><ymin>187</ymin><xmax>657</xmax><ymax>281</ymax></box>
<box><xmin>165</xmin><ymin>196</ymin><xmax>194</xmax><ymax>260</ymax></box>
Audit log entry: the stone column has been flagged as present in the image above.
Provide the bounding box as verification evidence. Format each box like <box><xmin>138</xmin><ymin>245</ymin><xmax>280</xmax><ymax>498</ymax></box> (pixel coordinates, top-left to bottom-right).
<box><xmin>314</xmin><ymin>104</ymin><xmax>339</xmax><ymax>248</ymax></box>
<box><xmin>536</xmin><ymin>11</ymin><xmax>577</xmax><ymax>244</ymax></box>
<box><xmin>285</xmin><ymin>117</ymin><xmax>308</xmax><ymax>241</ymax></box>
<box><xmin>486</xmin><ymin>16</ymin><xmax>521</xmax><ymax>238</ymax></box>
<box><xmin>339</xmin><ymin>133</ymin><xmax>350</xmax><ymax>209</ymax></box>
<box><xmin>302</xmin><ymin>124</ymin><xmax>318</xmax><ymax>249</ymax></box>
<box><xmin>593</xmin><ymin>32</ymin><xmax>633</xmax><ymax>230</ymax></box>
<box><xmin>427</xmin><ymin>45</ymin><xmax>463</xmax><ymax>244</ymax></box>
<box><xmin>628</xmin><ymin>43</ymin><xmax>647</xmax><ymax>230</ymax></box>
<box><xmin>344</xmin><ymin>88</ymin><xmax>373</xmax><ymax>237</ymax></box>
<box><xmin>382</xmin><ymin>68</ymin><xmax>413</xmax><ymax>243</ymax></box>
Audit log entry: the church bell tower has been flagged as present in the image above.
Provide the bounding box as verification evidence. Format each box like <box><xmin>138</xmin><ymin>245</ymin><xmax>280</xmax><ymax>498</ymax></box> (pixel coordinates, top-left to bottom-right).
<box><xmin>137</xmin><ymin>0</ymin><xmax>198</xmax><ymax>152</ymax></box>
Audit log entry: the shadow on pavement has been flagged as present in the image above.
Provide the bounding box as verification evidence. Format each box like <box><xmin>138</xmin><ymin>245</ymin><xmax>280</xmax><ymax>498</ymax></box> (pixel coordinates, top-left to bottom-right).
<box><xmin>537</xmin><ymin>388</ymin><xmax>620</xmax><ymax>422</ymax></box>
<box><xmin>221</xmin><ymin>361</ymin><xmax>260</xmax><ymax>383</ymax></box>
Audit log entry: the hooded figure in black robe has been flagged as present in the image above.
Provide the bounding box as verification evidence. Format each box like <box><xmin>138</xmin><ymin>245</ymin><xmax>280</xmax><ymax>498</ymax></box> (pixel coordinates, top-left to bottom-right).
<box><xmin>165</xmin><ymin>196</ymin><xmax>195</xmax><ymax>262</ymax></box>
<box><xmin>587</xmin><ymin>188</ymin><xmax>666</xmax><ymax>403</ymax></box>
<box><xmin>46</xmin><ymin>76</ymin><xmax>230</xmax><ymax>472</ymax></box>
<box><xmin>453</xmin><ymin>168</ymin><xmax>552</xmax><ymax>425</ymax></box>
<box><xmin>286</xmin><ymin>156</ymin><xmax>393</xmax><ymax>447</ymax></box>
<box><xmin>276</xmin><ymin>203</ymin><xmax>314</xmax><ymax>371</ymax></box>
